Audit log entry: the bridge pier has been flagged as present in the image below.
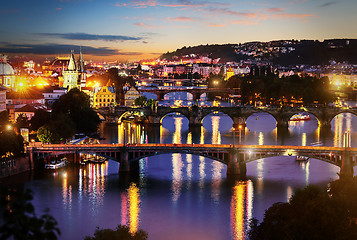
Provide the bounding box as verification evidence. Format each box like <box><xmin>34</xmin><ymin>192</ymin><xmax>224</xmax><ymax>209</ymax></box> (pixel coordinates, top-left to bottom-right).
<box><xmin>340</xmin><ymin>150</ymin><xmax>354</xmax><ymax>179</ymax></box>
<box><xmin>227</xmin><ymin>150</ymin><xmax>246</xmax><ymax>180</ymax></box>
<box><xmin>119</xmin><ymin>148</ymin><xmax>140</xmax><ymax>173</ymax></box>
<box><xmin>232</xmin><ymin>117</ymin><xmax>246</xmax><ymax>129</ymax></box>
<box><xmin>147</xmin><ymin>115</ymin><xmax>161</xmax><ymax>125</ymax></box>
<box><xmin>189</xmin><ymin>117</ymin><xmax>202</xmax><ymax>128</ymax></box>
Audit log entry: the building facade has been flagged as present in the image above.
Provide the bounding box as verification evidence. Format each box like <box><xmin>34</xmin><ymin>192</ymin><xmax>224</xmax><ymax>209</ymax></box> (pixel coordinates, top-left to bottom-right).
<box><xmin>124</xmin><ymin>86</ymin><xmax>141</xmax><ymax>106</ymax></box>
<box><xmin>93</xmin><ymin>86</ymin><xmax>116</xmax><ymax>108</ymax></box>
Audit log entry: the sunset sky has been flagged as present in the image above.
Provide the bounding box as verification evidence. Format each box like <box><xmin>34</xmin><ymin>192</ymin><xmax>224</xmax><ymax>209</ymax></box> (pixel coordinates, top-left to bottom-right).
<box><xmin>1</xmin><ymin>0</ymin><xmax>356</xmax><ymax>61</ymax></box>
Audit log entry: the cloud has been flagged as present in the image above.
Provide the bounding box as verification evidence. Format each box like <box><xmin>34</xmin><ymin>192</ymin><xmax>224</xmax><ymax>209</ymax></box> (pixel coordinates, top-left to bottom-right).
<box><xmin>0</xmin><ymin>9</ymin><xmax>21</xmax><ymax>14</ymax></box>
<box><xmin>205</xmin><ymin>8</ymin><xmax>258</xmax><ymax>19</ymax></box>
<box><xmin>56</xmin><ymin>8</ymin><xmax>63</xmax><ymax>11</ymax></box>
<box><xmin>231</xmin><ymin>20</ymin><xmax>259</xmax><ymax>25</ymax></box>
<box><xmin>0</xmin><ymin>43</ymin><xmax>142</xmax><ymax>56</ymax></box>
<box><xmin>36</xmin><ymin>32</ymin><xmax>143</xmax><ymax>42</ymax></box>
<box><xmin>134</xmin><ymin>22</ymin><xmax>162</xmax><ymax>29</ymax></box>
<box><xmin>207</xmin><ymin>23</ymin><xmax>226</xmax><ymax>27</ymax></box>
<box><xmin>319</xmin><ymin>1</ymin><xmax>337</xmax><ymax>7</ymax></box>
<box><xmin>166</xmin><ymin>16</ymin><xmax>195</xmax><ymax>22</ymax></box>
<box><xmin>270</xmin><ymin>13</ymin><xmax>314</xmax><ymax>19</ymax></box>
<box><xmin>266</xmin><ymin>8</ymin><xmax>284</xmax><ymax>13</ymax></box>
<box><xmin>116</xmin><ymin>0</ymin><xmax>229</xmax><ymax>9</ymax></box>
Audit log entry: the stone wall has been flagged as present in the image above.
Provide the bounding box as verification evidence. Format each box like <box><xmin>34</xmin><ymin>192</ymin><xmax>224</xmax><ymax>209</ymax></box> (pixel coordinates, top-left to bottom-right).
<box><xmin>0</xmin><ymin>156</ymin><xmax>31</xmax><ymax>178</ymax></box>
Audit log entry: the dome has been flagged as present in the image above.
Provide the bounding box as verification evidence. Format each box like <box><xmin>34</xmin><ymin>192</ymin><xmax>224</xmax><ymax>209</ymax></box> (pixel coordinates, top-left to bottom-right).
<box><xmin>0</xmin><ymin>62</ymin><xmax>14</xmax><ymax>76</ymax></box>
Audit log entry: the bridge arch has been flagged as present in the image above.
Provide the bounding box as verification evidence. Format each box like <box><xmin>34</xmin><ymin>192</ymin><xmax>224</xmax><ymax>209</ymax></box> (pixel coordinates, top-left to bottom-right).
<box><xmin>201</xmin><ymin>110</ymin><xmax>234</xmax><ymax>124</ymax></box>
<box><xmin>117</xmin><ymin>110</ymin><xmax>145</xmax><ymax>123</ymax></box>
<box><xmin>163</xmin><ymin>91</ymin><xmax>193</xmax><ymax>101</ymax></box>
<box><xmin>239</xmin><ymin>149</ymin><xmax>344</xmax><ymax>167</ymax></box>
<box><xmin>160</xmin><ymin>110</ymin><xmax>190</xmax><ymax>124</ymax></box>
<box><xmin>126</xmin><ymin>149</ymin><xmax>229</xmax><ymax>165</ymax></box>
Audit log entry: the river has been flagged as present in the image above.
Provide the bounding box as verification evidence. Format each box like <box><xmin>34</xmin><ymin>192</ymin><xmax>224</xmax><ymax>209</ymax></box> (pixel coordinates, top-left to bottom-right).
<box><xmin>2</xmin><ymin>101</ymin><xmax>357</xmax><ymax>239</ymax></box>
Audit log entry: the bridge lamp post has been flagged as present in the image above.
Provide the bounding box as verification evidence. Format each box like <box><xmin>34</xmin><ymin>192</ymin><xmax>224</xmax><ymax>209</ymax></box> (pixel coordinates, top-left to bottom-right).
<box><xmin>232</xmin><ymin>128</ymin><xmax>237</xmax><ymax>148</ymax></box>
<box><xmin>238</xmin><ymin>125</ymin><xmax>242</xmax><ymax>145</ymax></box>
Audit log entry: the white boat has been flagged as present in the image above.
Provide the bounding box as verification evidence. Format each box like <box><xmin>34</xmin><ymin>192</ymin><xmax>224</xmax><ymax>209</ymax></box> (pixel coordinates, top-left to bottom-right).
<box><xmin>45</xmin><ymin>157</ymin><xmax>68</xmax><ymax>169</ymax></box>
<box><xmin>295</xmin><ymin>156</ymin><xmax>310</xmax><ymax>161</ymax></box>
<box><xmin>290</xmin><ymin>114</ymin><xmax>311</xmax><ymax>121</ymax></box>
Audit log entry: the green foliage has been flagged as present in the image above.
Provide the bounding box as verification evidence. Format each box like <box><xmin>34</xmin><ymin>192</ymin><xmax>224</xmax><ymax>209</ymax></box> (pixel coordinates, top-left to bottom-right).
<box><xmin>15</xmin><ymin>114</ymin><xmax>29</xmax><ymax>131</ymax></box>
<box><xmin>134</xmin><ymin>96</ymin><xmax>147</xmax><ymax>106</ymax></box>
<box><xmin>0</xmin><ymin>188</ymin><xmax>60</xmax><ymax>240</ymax></box>
<box><xmin>84</xmin><ymin>225</ymin><xmax>148</xmax><ymax>240</ymax></box>
<box><xmin>37</xmin><ymin>126</ymin><xmax>55</xmax><ymax>144</ymax></box>
<box><xmin>248</xmin><ymin>180</ymin><xmax>357</xmax><ymax>240</ymax></box>
<box><xmin>52</xmin><ymin>88</ymin><xmax>100</xmax><ymax>134</ymax></box>
<box><xmin>0</xmin><ymin>129</ymin><xmax>24</xmax><ymax>157</ymax></box>
<box><xmin>29</xmin><ymin>109</ymin><xmax>51</xmax><ymax>132</ymax></box>
<box><xmin>226</xmin><ymin>74</ymin><xmax>334</xmax><ymax>105</ymax></box>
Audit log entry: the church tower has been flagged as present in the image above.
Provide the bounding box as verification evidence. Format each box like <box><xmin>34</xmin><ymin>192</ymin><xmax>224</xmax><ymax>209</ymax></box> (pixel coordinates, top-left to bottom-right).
<box><xmin>62</xmin><ymin>50</ymin><xmax>80</xmax><ymax>90</ymax></box>
<box><xmin>77</xmin><ymin>48</ymin><xmax>87</xmax><ymax>88</ymax></box>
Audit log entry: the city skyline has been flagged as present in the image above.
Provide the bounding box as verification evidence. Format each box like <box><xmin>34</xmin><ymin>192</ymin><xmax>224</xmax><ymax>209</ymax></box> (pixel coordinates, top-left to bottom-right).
<box><xmin>1</xmin><ymin>0</ymin><xmax>357</xmax><ymax>61</ymax></box>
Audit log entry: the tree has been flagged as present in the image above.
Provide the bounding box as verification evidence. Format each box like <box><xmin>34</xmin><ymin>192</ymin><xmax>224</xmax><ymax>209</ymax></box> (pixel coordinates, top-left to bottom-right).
<box><xmin>37</xmin><ymin>126</ymin><xmax>56</xmax><ymax>144</ymax></box>
<box><xmin>248</xmin><ymin>183</ymin><xmax>357</xmax><ymax>240</ymax></box>
<box><xmin>84</xmin><ymin>225</ymin><xmax>148</xmax><ymax>240</ymax></box>
<box><xmin>134</xmin><ymin>96</ymin><xmax>147</xmax><ymax>106</ymax></box>
<box><xmin>52</xmin><ymin>88</ymin><xmax>100</xmax><ymax>134</ymax></box>
<box><xmin>0</xmin><ymin>129</ymin><xmax>24</xmax><ymax>157</ymax></box>
<box><xmin>30</xmin><ymin>109</ymin><xmax>51</xmax><ymax>132</ymax></box>
<box><xmin>15</xmin><ymin>114</ymin><xmax>29</xmax><ymax>131</ymax></box>
<box><xmin>0</xmin><ymin>188</ymin><xmax>60</xmax><ymax>240</ymax></box>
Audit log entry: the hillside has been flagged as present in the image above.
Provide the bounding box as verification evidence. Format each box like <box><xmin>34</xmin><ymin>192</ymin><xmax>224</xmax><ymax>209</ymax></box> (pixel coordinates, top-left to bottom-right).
<box><xmin>160</xmin><ymin>39</ymin><xmax>357</xmax><ymax>66</ymax></box>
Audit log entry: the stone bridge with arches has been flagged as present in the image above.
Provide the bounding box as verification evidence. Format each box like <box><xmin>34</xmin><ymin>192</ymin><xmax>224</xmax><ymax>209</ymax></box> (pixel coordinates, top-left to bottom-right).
<box><xmin>139</xmin><ymin>87</ymin><xmax>236</xmax><ymax>101</ymax></box>
<box><xmin>97</xmin><ymin>106</ymin><xmax>357</xmax><ymax>129</ymax></box>
<box><xmin>27</xmin><ymin>143</ymin><xmax>357</xmax><ymax>179</ymax></box>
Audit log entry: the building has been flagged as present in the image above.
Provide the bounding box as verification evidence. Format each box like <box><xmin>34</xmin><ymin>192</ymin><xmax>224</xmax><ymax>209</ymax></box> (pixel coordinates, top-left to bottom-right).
<box><xmin>14</xmin><ymin>103</ymin><xmax>49</xmax><ymax>121</ymax></box>
<box><xmin>226</xmin><ymin>66</ymin><xmax>234</xmax><ymax>80</ymax></box>
<box><xmin>42</xmin><ymin>87</ymin><xmax>67</xmax><ymax>107</ymax></box>
<box><xmin>62</xmin><ymin>50</ymin><xmax>86</xmax><ymax>90</ymax></box>
<box><xmin>0</xmin><ymin>55</ymin><xmax>16</xmax><ymax>89</ymax></box>
<box><xmin>0</xmin><ymin>86</ymin><xmax>6</xmax><ymax>113</ymax></box>
<box><xmin>93</xmin><ymin>85</ymin><xmax>116</xmax><ymax>108</ymax></box>
<box><xmin>124</xmin><ymin>86</ymin><xmax>141</xmax><ymax>106</ymax></box>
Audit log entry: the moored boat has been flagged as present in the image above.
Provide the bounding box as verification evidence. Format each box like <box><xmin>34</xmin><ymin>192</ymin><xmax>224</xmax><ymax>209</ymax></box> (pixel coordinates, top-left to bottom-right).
<box><xmin>45</xmin><ymin>157</ymin><xmax>68</xmax><ymax>169</ymax></box>
<box><xmin>295</xmin><ymin>156</ymin><xmax>310</xmax><ymax>161</ymax></box>
<box><xmin>290</xmin><ymin>114</ymin><xmax>311</xmax><ymax>121</ymax></box>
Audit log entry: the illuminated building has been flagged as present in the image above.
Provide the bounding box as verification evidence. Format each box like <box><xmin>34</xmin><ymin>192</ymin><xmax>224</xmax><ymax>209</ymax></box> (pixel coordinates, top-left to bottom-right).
<box><xmin>62</xmin><ymin>50</ymin><xmax>86</xmax><ymax>90</ymax></box>
<box><xmin>14</xmin><ymin>103</ymin><xmax>49</xmax><ymax>120</ymax></box>
<box><xmin>124</xmin><ymin>86</ymin><xmax>142</xmax><ymax>106</ymax></box>
<box><xmin>93</xmin><ymin>83</ymin><xmax>116</xmax><ymax>108</ymax></box>
<box><xmin>226</xmin><ymin>66</ymin><xmax>234</xmax><ymax>80</ymax></box>
<box><xmin>42</xmin><ymin>87</ymin><xmax>67</xmax><ymax>107</ymax></box>
<box><xmin>0</xmin><ymin>55</ymin><xmax>16</xmax><ymax>89</ymax></box>
<box><xmin>0</xmin><ymin>86</ymin><xmax>6</xmax><ymax>113</ymax></box>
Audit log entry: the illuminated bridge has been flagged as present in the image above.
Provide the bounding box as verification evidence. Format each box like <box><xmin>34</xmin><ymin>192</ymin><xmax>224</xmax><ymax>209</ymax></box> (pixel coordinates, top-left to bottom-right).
<box><xmin>27</xmin><ymin>143</ymin><xmax>357</xmax><ymax>179</ymax></box>
<box><xmin>97</xmin><ymin>105</ymin><xmax>357</xmax><ymax>129</ymax></box>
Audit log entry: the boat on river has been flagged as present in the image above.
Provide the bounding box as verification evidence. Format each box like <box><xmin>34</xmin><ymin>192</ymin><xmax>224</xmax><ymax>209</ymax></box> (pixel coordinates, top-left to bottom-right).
<box><xmin>290</xmin><ymin>113</ymin><xmax>311</xmax><ymax>121</ymax></box>
<box><xmin>45</xmin><ymin>157</ymin><xmax>68</xmax><ymax>169</ymax></box>
<box><xmin>295</xmin><ymin>156</ymin><xmax>310</xmax><ymax>161</ymax></box>
<box><xmin>81</xmin><ymin>154</ymin><xmax>106</xmax><ymax>164</ymax></box>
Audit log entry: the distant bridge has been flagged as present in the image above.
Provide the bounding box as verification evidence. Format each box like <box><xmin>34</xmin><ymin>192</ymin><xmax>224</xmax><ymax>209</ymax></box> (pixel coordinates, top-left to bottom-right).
<box><xmin>97</xmin><ymin>105</ymin><xmax>357</xmax><ymax>129</ymax></box>
<box><xmin>27</xmin><ymin>143</ymin><xmax>356</xmax><ymax>179</ymax></box>
<box><xmin>139</xmin><ymin>87</ymin><xmax>236</xmax><ymax>101</ymax></box>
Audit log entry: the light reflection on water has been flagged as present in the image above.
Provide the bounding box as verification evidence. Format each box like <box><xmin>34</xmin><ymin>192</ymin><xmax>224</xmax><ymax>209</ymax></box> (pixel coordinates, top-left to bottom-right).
<box><xmin>17</xmin><ymin>111</ymin><xmax>357</xmax><ymax>240</ymax></box>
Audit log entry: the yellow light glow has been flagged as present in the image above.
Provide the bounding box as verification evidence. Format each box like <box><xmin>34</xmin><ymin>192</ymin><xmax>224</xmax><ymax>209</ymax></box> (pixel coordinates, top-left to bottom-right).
<box><xmin>128</xmin><ymin>183</ymin><xmax>140</xmax><ymax>235</ymax></box>
<box><xmin>231</xmin><ymin>181</ymin><xmax>246</xmax><ymax>240</ymax></box>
